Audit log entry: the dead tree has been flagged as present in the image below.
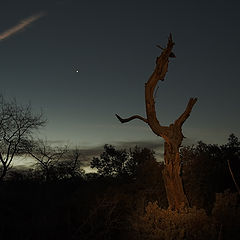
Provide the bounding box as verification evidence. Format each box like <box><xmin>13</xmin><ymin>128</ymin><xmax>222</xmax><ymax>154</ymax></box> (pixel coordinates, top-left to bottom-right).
<box><xmin>116</xmin><ymin>34</ymin><xmax>197</xmax><ymax>210</ymax></box>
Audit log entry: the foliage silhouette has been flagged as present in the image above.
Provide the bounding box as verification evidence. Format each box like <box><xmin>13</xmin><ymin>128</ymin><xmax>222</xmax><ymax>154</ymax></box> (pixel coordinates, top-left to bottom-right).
<box><xmin>181</xmin><ymin>134</ymin><xmax>240</xmax><ymax>211</ymax></box>
<box><xmin>90</xmin><ymin>145</ymin><xmax>157</xmax><ymax>179</ymax></box>
<box><xmin>0</xmin><ymin>135</ymin><xmax>239</xmax><ymax>239</ymax></box>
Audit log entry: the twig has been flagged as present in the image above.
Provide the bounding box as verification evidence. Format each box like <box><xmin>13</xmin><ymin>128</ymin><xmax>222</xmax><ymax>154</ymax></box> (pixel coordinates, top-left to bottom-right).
<box><xmin>227</xmin><ymin>159</ymin><xmax>240</xmax><ymax>195</ymax></box>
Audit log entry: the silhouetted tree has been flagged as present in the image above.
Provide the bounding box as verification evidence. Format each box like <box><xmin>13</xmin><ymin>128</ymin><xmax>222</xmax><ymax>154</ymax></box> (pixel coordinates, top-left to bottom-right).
<box><xmin>55</xmin><ymin>148</ymin><xmax>85</xmax><ymax>180</ymax></box>
<box><xmin>222</xmin><ymin>134</ymin><xmax>240</xmax><ymax>194</ymax></box>
<box><xmin>27</xmin><ymin>141</ymin><xmax>85</xmax><ymax>181</ymax></box>
<box><xmin>27</xmin><ymin>140</ymin><xmax>68</xmax><ymax>182</ymax></box>
<box><xmin>181</xmin><ymin>134</ymin><xmax>240</xmax><ymax>210</ymax></box>
<box><xmin>116</xmin><ymin>34</ymin><xmax>197</xmax><ymax>210</ymax></box>
<box><xmin>125</xmin><ymin>146</ymin><xmax>156</xmax><ymax>177</ymax></box>
<box><xmin>90</xmin><ymin>144</ymin><xmax>129</xmax><ymax>177</ymax></box>
<box><xmin>0</xmin><ymin>95</ymin><xmax>46</xmax><ymax>181</ymax></box>
<box><xmin>90</xmin><ymin>145</ymin><xmax>157</xmax><ymax>179</ymax></box>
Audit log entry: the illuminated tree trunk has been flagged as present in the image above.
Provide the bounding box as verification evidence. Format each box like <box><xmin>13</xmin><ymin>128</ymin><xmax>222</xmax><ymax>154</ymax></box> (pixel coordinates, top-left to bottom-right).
<box><xmin>116</xmin><ymin>34</ymin><xmax>197</xmax><ymax>210</ymax></box>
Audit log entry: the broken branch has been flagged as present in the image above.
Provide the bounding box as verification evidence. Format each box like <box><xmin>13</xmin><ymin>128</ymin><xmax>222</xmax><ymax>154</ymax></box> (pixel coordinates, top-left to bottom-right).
<box><xmin>115</xmin><ymin>114</ymin><xmax>148</xmax><ymax>124</ymax></box>
<box><xmin>174</xmin><ymin>98</ymin><xmax>198</xmax><ymax>127</ymax></box>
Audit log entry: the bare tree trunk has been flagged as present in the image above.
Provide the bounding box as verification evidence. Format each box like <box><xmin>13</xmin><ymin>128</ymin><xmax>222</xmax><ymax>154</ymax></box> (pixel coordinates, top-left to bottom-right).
<box><xmin>116</xmin><ymin>34</ymin><xmax>197</xmax><ymax>210</ymax></box>
<box><xmin>0</xmin><ymin>165</ymin><xmax>7</xmax><ymax>182</ymax></box>
<box><xmin>163</xmin><ymin>142</ymin><xmax>189</xmax><ymax>209</ymax></box>
<box><xmin>0</xmin><ymin>153</ymin><xmax>8</xmax><ymax>182</ymax></box>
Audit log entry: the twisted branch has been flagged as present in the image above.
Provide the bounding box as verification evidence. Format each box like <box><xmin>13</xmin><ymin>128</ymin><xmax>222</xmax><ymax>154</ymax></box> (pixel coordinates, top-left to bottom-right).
<box><xmin>115</xmin><ymin>114</ymin><xmax>148</xmax><ymax>124</ymax></box>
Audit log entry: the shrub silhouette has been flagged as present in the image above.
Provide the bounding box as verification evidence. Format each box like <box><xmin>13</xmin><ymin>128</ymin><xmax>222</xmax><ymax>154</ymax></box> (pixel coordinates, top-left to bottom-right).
<box><xmin>212</xmin><ymin>190</ymin><xmax>240</xmax><ymax>239</ymax></box>
<box><xmin>131</xmin><ymin>201</ymin><xmax>217</xmax><ymax>240</ymax></box>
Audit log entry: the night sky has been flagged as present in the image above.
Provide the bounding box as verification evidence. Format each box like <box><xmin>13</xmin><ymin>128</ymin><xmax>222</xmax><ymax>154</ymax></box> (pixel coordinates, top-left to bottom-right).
<box><xmin>0</xmin><ymin>0</ymin><xmax>239</xmax><ymax>162</ymax></box>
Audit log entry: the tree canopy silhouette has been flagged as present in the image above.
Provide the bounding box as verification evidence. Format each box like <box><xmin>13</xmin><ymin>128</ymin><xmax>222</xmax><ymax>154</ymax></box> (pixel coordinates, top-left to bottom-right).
<box><xmin>90</xmin><ymin>144</ymin><xmax>156</xmax><ymax>178</ymax></box>
<box><xmin>181</xmin><ymin>134</ymin><xmax>240</xmax><ymax>209</ymax></box>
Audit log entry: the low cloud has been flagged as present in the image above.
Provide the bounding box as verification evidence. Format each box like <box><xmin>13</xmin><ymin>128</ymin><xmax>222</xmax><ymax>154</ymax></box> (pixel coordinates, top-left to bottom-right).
<box><xmin>11</xmin><ymin>140</ymin><xmax>165</xmax><ymax>172</ymax></box>
<box><xmin>0</xmin><ymin>12</ymin><xmax>46</xmax><ymax>41</ymax></box>
<box><xmin>113</xmin><ymin>139</ymin><xmax>164</xmax><ymax>150</ymax></box>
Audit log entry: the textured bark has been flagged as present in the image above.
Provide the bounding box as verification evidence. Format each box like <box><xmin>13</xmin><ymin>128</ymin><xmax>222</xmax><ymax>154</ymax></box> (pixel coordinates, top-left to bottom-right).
<box><xmin>162</xmin><ymin>141</ymin><xmax>189</xmax><ymax>210</ymax></box>
<box><xmin>116</xmin><ymin>34</ymin><xmax>197</xmax><ymax>210</ymax></box>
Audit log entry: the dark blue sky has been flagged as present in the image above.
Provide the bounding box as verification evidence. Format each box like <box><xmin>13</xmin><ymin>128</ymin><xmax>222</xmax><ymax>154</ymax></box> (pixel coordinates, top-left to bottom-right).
<box><xmin>0</xmin><ymin>0</ymin><xmax>239</xmax><ymax>155</ymax></box>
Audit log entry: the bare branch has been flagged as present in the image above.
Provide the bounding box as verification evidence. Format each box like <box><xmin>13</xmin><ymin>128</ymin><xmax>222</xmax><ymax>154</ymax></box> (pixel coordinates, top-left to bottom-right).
<box><xmin>115</xmin><ymin>114</ymin><xmax>148</xmax><ymax>124</ymax></box>
<box><xmin>0</xmin><ymin>95</ymin><xmax>46</xmax><ymax>181</ymax></box>
<box><xmin>227</xmin><ymin>159</ymin><xmax>240</xmax><ymax>195</ymax></box>
<box><xmin>5</xmin><ymin>140</ymin><xmax>12</xmax><ymax>164</ymax></box>
<box><xmin>28</xmin><ymin>150</ymin><xmax>44</xmax><ymax>165</ymax></box>
<box><xmin>174</xmin><ymin>98</ymin><xmax>198</xmax><ymax>127</ymax></box>
<box><xmin>0</xmin><ymin>153</ymin><xmax>4</xmax><ymax>165</ymax></box>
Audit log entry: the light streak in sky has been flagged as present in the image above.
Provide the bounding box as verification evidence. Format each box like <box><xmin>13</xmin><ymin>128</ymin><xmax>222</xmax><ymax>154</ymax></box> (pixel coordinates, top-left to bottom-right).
<box><xmin>0</xmin><ymin>12</ymin><xmax>46</xmax><ymax>41</ymax></box>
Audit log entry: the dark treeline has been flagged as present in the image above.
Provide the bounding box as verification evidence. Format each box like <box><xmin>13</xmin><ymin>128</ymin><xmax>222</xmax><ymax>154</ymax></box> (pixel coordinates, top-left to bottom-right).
<box><xmin>0</xmin><ymin>134</ymin><xmax>239</xmax><ymax>240</ymax></box>
<box><xmin>0</xmin><ymin>92</ymin><xmax>239</xmax><ymax>240</ymax></box>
